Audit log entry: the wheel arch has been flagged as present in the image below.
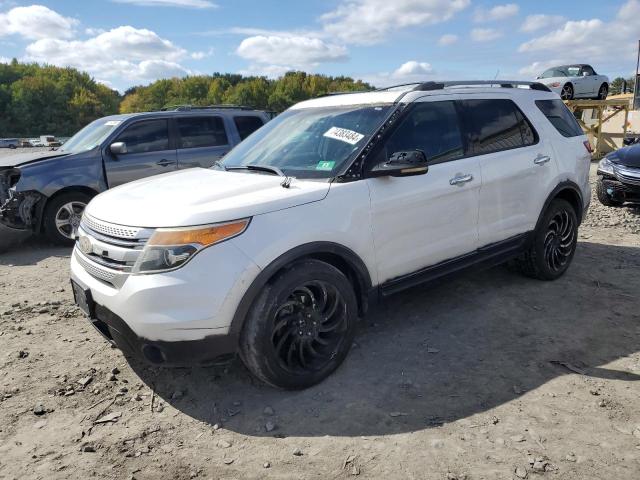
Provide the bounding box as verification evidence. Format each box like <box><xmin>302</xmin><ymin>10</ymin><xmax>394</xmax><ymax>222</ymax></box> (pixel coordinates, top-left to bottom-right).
<box><xmin>37</xmin><ymin>186</ymin><xmax>99</xmax><ymax>232</ymax></box>
<box><xmin>536</xmin><ymin>181</ymin><xmax>585</xmax><ymax>231</ymax></box>
<box><xmin>229</xmin><ymin>242</ymin><xmax>374</xmax><ymax>337</ymax></box>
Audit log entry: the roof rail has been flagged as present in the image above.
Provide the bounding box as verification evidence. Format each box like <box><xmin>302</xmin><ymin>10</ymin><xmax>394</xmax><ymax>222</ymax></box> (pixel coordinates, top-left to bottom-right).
<box><xmin>315</xmin><ymin>90</ymin><xmax>373</xmax><ymax>98</ymax></box>
<box><xmin>160</xmin><ymin>104</ymin><xmax>257</xmax><ymax>111</ymax></box>
<box><xmin>378</xmin><ymin>80</ymin><xmax>551</xmax><ymax>93</ymax></box>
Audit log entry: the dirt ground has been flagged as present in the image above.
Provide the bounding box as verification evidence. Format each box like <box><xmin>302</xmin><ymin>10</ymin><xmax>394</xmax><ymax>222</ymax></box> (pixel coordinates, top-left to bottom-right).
<box><xmin>1</xmin><ymin>156</ymin><xmax>639</xmax><ymax>480</ymax></box>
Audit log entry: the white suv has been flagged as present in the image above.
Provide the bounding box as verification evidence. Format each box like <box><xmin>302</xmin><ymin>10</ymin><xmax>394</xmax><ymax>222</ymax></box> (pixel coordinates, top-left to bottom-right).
<box><xmin>70</xmin><ymin>81</ymin><xmax>592</xmax><ymax>389</ymax></box>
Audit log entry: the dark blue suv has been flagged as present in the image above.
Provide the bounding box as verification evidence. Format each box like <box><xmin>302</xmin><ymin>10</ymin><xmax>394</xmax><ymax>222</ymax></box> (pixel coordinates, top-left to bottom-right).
<box><xmin>0</xmin><ymin>106</ymin><xmax>271</xmax><ymax>245</ymax></box>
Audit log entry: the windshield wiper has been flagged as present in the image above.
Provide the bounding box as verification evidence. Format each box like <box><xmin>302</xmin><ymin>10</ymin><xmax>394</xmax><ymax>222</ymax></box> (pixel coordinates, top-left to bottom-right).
<box><xmin>226</xmin><ymin>165</ymin><xmax>285</xmax><ymax>177</ymax></box>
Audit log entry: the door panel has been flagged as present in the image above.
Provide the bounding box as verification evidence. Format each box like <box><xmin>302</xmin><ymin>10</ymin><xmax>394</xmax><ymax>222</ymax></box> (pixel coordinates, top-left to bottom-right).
<box><xmin>368</xmin><ymin>159</ymin><xmax>481</xmax><ymax>283</ymax></box>
<box><xmin>105</xmin><ymin>119</ymin><xmax>177</xmax><ymax>187</ymax></box>
<box><xmin>365</xmin><ymin>98</ymin><xmax>480</xmax><ymax>284</ymax></box>
<box><xmin>477</xmin><ymin>140</ymin><xmax>557</xmax><ymax>245</ymax></box>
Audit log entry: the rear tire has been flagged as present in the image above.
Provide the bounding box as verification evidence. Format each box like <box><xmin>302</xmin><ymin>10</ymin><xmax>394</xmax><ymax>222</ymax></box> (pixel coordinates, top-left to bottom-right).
<box><xmin>597</xmin><ymin>83</ymin><xmax>608</xmax><ymax>100</ymax></box>
<box><xmin>596</xmin><ymin>178</ymin><xmax>623</xmax><ymax>207</ymax></box>
<box><xmin>43</xmin><ymin>192</ymin><xmax>91</xmax><ymax>246</ymax></box>
<box><xmin>239</xmin><ymin>259</ymin><xmax>358</xmax><ymax>389</ymax></box>
<box><xmin>513</xmin><ymin>199</ymin><xmax>578</xmax><ymax>281</ymax></box>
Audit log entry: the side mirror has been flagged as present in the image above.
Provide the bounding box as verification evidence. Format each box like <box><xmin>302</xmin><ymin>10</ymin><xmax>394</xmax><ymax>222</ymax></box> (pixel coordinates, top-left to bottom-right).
<box><xmin>582</xmin><ymin>71</ymin><xmax>589</xmax><ymax>77</ymax></box>
<box><xmin>110</xmin><ymin>142</ymin><xmax>127</xmax><ymax>155</ymax></box>
<box><xmin>371</xmin><ymin>150</ymin><xmax>429</xmax><ymax>177</ymax></box>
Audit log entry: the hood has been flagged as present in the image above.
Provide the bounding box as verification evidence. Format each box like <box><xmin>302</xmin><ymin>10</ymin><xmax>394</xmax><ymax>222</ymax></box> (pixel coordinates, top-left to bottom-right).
<box><xmin>538</xmin><ymin>77</ymin><xmax>567</xmax><ymax>86</ymax></box>
<box><xmin>608</xmin><ymin>144</ymin><xmax>640</xmax><ymax>168</ymax></box>
<box><xmin>0</xmin><ymin>150</ymin><xmax>71</xmax><ymax>168</ymax></box>
<box><xmin>86</xmin><ymin>168</ymin><xmax>331</xmax><ymax>228</ymax></box>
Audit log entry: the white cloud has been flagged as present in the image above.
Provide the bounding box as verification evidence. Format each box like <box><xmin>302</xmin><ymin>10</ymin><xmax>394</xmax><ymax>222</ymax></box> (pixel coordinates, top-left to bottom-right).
<box><xmin>320</xmin><ymin>0</ymin><xmax>471</xmax><ymax>45</ymax></box>
<box><xmin>112</xmin><ymin>0</ymin><xmax>216</xmax><ymax>8</ymax></box>
<box><xmin>471</xmin><ymin>28</ymin><xmax>502</xmax><ymax>42</ymax></box>
<box><xmin>393</xmin><ymin>60</ymin><xmax>433</xmax><ymax>78</ymax></box>
<box><xmin>236</xmin><ymin>35</ymin><xmax>348</xmax><ymax>70</ymax></box>
<box><xmin>519</xmin><ymin>0</ymin><xmax>640</xmax><ymax>66</ymax></box>
<box><xmin>0</xmin><ymin>56</ymin><xmax>10</xmax><ymax>63</ymax></box>
<box><xmin>238</xmin><ymin>64</ymin><xmax>293</xmax><ymax>78</ymax></box>
<box><xmin>190</xmin><ymin>47</ymin><xmax>214</xmax><ymax>60</ymax></box>
<box><xmin>474</xmin><ymin>3</ymin><xmax>519</xmax><ymax>23</ymax></box>
<box><xmin>520</xmin><ymin>14</ymin><xmax>565</xmax><ymax>33</ymax></box>
<box><xmin>25</xmin><ymin>26</ymin><xmax>191</xmax><ymax>84</ymax></box>
<box><xmin>0</xmin><ymin>5</ymin><xmax>78</xmax><ymax>40</ymax></box>
<box><xmin>438</xmin><ymin>34</ymin><xmax>458</xmax><ymax>46</ymax></box>
<box><xmin>518</xmin><ymin>59</ymin><xmax>565</xmax><ymax>78</ymax></box>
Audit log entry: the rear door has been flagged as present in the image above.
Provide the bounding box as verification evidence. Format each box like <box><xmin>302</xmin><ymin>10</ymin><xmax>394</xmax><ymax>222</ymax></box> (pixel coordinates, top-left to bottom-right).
<box><xmin>104</xmin><ymin>118</ymin><xmax>177</xmax><ymax>187</ymax></box>
<box><xmin>458</xmin><ymin>96</ymin><xmax>556</xmax><ymax>246</ymax></box>
<box><xmin>175</xmin><ymin>115</ymin><xmax>231</xmax><ymax>169</ymax></box>
<box><xmin>366</xmin><ymin>97</ymin><xmax>481</xmax><ymax>284</ymax></box>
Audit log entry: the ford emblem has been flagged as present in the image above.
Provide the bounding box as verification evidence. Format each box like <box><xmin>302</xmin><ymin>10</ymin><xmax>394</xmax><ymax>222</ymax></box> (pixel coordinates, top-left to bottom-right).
<box><xmin>78</xmin><ymin>235</ymin><xmax>93</xmax><ymax>255</ymax></box>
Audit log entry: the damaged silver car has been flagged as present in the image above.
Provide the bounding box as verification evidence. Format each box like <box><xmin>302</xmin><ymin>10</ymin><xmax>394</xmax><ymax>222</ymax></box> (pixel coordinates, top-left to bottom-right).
<box><xmin>0</xmin><ymin>106</ymin><xmax>271</xmax><ymax>245</ymax></box>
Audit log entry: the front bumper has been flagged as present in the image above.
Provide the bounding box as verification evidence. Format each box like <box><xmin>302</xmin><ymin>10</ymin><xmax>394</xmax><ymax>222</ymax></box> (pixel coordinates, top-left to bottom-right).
<box><xmin>598</xmin><ymin>176</ymin><xmax>640</xmax><ymax>203</ymax></box>
<box><xmin>82</xmin><ymin>299</ymin><xmax>237</xmax><ymax>366</ymax></box>
<box><xmin>70</xmin><ymin>239</ymin><xmax>262</xmax><ymax>365</ymax></box>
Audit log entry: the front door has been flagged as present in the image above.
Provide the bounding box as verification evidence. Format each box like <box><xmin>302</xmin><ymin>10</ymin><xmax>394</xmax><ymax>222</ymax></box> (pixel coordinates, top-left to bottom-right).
<box><xmin>105</xmin><ymin>119</ymin><xmax>177</xmax><ymax>187</ymax></box>
<box><xmin>366</xmin><ymin>99</ymin><xmax>481</xmax><ymax>284</ymax></box>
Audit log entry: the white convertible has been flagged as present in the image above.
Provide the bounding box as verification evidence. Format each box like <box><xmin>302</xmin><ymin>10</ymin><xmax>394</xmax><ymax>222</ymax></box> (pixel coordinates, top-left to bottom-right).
<box><xmin>536</xmin><ymin>64</ymin><xmax>609</xmax><ymax>100</ymax></box>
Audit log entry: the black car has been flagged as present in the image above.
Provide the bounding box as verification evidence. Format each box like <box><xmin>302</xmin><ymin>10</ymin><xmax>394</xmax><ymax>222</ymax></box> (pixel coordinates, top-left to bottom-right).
<box><xmin>596</xmin><ymin>143</ymin><xmax>640</xmax><ymax>206</ymax></box>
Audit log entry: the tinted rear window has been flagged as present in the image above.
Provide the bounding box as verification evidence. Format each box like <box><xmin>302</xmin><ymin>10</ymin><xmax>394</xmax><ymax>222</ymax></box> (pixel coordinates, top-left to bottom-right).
<box><xmin>458</xmin><ymin>99</ymin><xmax>537</xmax><ymax>156</ymax></box>
<box><xmin>535</xmin><ymin>100</ymin><xmax>583</xmax><ymax>138</ymax></box>
<box><xmin>177</xmin><ymin>116</ymin><xmax>229</xmax><ymax>149</ymax></box>
<box><xmin>234</xmin><ymin>116</ymin><xmax>264</xmax><ymax>140</ymax></box>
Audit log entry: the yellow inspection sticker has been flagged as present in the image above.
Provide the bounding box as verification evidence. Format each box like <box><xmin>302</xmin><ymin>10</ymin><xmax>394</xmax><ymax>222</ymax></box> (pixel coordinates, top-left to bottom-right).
<box><xmin>323</xmin><ymin>127</ymin><xmax>364</xmax><ymax>145</ymax></box>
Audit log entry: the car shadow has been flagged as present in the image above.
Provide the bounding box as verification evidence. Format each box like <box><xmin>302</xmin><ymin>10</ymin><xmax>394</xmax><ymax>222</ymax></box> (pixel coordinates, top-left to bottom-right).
<box><xmin>124</xmin><ymin>241</ymin><xmax>640</xmax><ymax>437</ymax></box>
<box><xmin>0</xmin><ymin>231</ymin><xmax>71</xmax><ymax>266</ymax></box>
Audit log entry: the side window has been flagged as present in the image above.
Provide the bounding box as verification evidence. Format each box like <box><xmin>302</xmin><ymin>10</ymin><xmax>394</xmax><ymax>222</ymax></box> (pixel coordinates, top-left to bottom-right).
<box><xmin>459</xmin><ymin>99</ymin><xmax>537</xmax><ymax>155</ymax></box>
<box><xmin>116</xmin><ymin>120</ymin><xmax>169</xmax><ymax>154</ymax></box>
<box><xmin>176</xmin><ymin>116</ymin><xmax>229</xmax><ymax>149</ymax></box>
<box><xmin>581</xmin><ymin>65</ymin><xmax>595</xmax><ymax>76</ymax></box>
<box><xmin>378</xmin><ymin>101</ymin><xmax>464</xmax><ymax>164</ymax></box>
<box><xmin>535</xmin><ymin>99</ymin><xmax>584</xmax><ymax>137</ymax></box>
<box><xmin>234</xmin><ymin>116</ymin><xmax>265</xmax><ymax>141</ymax></box>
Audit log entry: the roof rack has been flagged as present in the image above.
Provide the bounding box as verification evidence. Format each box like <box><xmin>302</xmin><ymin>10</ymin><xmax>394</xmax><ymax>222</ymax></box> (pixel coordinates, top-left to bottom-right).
<box><xmin>315</xmin><ymin>90</ymin><xmax>373</xmax><ymax>98</ymax></box>
<box><xmin>377</xmin><ymin>80</ymin><xmax>551</xmax><ymax>93</ymax></box>
<box><xmin>160</xmin><ymin>104</ymin><xmax>257</xmax><ymax>111</ymax></box>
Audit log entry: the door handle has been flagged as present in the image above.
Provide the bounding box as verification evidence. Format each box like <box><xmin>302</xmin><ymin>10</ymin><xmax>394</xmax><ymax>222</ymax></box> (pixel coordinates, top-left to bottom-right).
<box><xmin>449</xmin><ymin>174</ymin><xmax>474</xmax><ymax>186</ymax></box>
<box><xmin>156</xmin><ymin>159</ymin><xmax>173</xmax><ymax>167</ymax></box>
<box><xmin>533</xmin><ymin>154</ymin><xmax>551</xmax><ymax>165</ymax></box>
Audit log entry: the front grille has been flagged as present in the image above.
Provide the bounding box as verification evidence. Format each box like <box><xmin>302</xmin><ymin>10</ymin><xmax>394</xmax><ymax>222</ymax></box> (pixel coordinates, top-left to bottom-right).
<box><xmin>75</xmin><ymin>214</ymin><xmax>155</xmax><ymax>288</ymax></box>
<box><xmin>614</xmin><ymin>165</ymin><xmax>640</xmax><ymax>186</ymax></box>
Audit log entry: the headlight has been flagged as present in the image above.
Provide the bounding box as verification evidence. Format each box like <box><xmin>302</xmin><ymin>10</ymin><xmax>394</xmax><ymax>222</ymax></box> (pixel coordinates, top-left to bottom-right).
<box><xmin>549</xmin><ymin>82</ymin><xmax>561</xmax><ymax>88</ymax></box>
<box><xmin>132</xmin><ymin>219</ymin><xmax>250</xmax><ymax>274</ymax></box>
<box><xmin>597</xmin><ymin>157</ymin><xmax>615</xmax><ymax>176</ymax></box>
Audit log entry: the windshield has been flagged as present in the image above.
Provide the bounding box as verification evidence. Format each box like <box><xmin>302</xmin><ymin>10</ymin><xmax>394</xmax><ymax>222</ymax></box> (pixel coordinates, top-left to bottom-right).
<box><xmin>541</xmin><ymin>66</ymin><xmax>581</xmax><ymax>78</ymax></box>
<box><xmin>220</xmin><ymin>104</ymin><xmax>393</xmax><ymax>179</ymax></box>
<box><xmin>60</xmin><ymin>118</ymin><xmax>124</xmax><ymax>154</ymax></box>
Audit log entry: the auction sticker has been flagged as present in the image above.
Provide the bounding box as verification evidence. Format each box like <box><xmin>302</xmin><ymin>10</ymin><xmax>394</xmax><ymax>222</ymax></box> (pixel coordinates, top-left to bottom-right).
<box><xmin>323</xmin><ymin>127</ymin><xmax>364</xmax><ymax>145</ymax></box>
<box><xmin>105</xmin><ymin>120</ymin><xmax>122</xmax><ymax>126</ymax></box>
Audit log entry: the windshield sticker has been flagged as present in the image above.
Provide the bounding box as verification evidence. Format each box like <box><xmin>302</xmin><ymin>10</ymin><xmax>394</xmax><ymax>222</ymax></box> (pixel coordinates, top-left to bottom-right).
<box><xmin>316</xmin><ymin>160</ymin><xmax>336</xmax><ymax>171</ymax></box>
<box><xmin>323</xmin><ymin>127</ymin><xmax>364</xmax><ymax>145</ymax></box>
<box><xmin>104</xmin><ymin>120</ymin><xmax>121</xmax><ymax>126</ymax></box>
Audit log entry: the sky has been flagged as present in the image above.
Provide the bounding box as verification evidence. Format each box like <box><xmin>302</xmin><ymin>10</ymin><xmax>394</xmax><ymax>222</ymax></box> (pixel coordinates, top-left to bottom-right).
<box><xmin>0</xmin><ymin>0</ymin><xmax>639</xmax><ymax>92</ymax></box>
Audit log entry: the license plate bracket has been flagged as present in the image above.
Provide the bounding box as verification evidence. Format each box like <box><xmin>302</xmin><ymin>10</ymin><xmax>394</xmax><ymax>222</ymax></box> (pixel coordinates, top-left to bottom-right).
<box><xmin>71</xmin><ymin>280</ymin><xmax>95</xmax><ymax>318</ymax></box>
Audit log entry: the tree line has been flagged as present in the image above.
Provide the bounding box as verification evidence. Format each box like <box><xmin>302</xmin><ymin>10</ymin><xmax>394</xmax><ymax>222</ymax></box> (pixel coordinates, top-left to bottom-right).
<box><xmin>0</xmin><ymin>60</ymin><xmax>372</xmax><ymax>137</ymax></box>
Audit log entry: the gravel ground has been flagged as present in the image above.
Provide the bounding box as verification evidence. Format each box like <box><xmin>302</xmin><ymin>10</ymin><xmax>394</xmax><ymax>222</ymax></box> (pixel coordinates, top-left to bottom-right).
<box><xmin>1</xmin><ymin>158</ymin><xmax>639</xmax><ymax>480</ymax></box>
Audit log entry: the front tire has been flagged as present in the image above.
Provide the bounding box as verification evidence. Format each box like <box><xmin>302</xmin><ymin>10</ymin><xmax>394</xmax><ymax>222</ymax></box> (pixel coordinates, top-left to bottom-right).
<box><xmin>43</xmin><ymin>192</ymin><xmax>91</xmax><ymax>246</ymax></box>
<box><xmin>596</xmin><ymin>178</ymin><xmax>623</xmax><ymax>207</ymax></box>
<box><xmin>560</xmin><ymin>83</ymin><xmax>574</xmax><ymax>100</ymax></box>
<box><xmin>513</xmin><ymin>199</ymin><xmax>578</xmax><ymax>281</ymax></box>
<box><xmin>239</xmin><ymin>259</ymin><xmax>358</xmax><ymax>389</ymax></box>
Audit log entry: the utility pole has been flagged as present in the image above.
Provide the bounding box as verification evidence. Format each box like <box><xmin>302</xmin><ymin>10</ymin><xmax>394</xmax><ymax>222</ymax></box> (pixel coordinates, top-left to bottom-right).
<box><xmin>635</xmin><ymin>40</ymin><xmax>640</xmax><ymax>110</ymax></box>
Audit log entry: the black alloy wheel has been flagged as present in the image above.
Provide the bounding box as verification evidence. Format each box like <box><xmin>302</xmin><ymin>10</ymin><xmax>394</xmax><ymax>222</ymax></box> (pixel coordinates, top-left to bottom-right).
<box><xmin>271</xmin><ymin>280</ymin><xmax>348</xmax><ymax>374</ymax></box>
<box><xmin>239</xmin><ymin>259</ymin><xmax>358</xmax><ymax>389</ymax></box>
<box><xmin>543</xmin><ymin>208</ymin><xmax>576</xmax><ymax>273</ymax></box>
